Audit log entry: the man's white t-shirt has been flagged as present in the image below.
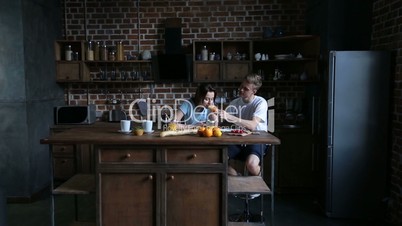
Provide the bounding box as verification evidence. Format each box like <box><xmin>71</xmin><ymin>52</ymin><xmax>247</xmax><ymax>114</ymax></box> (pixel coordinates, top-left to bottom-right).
<box><xmin>226</xmin><ymin>95</ymin><xmax>268</xmax><ymax>132</ymax></box>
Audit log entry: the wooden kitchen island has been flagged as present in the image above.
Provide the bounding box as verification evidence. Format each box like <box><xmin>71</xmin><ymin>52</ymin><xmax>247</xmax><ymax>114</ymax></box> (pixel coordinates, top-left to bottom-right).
<box><xmin>41</xmin><ymin>127</ymin><xmax>280</xmax><ymax>226</ymax></box>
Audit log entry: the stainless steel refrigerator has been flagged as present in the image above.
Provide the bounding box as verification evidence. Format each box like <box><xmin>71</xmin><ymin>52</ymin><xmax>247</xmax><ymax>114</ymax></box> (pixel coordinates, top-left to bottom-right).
<box><xmin>326</xmin><ymin>51</ymin><xmax>390</xmax><ymax>219</ymax></box>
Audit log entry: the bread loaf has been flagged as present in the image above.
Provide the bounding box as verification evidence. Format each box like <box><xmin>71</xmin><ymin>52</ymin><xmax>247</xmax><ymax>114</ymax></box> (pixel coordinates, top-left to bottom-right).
<box><xmin>160</xmin><ymin>129</ymin><xmax>197</xmax><ymax>137</ymax></box>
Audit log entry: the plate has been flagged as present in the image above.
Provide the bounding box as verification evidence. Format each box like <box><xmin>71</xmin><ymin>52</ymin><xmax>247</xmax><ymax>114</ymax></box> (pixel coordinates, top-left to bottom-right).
<box><xmin>144</xmin><ymin>130</ymin><xmax>154</xmax><ymax>134</ymax></box>
<box><xmin>227</xmin><ymin>132</ymin><xmax>251</xmax><ymax>136</ymax></box>
<box><xmin>274</xmin><ymin>54</ymin><xmax>293</xmax><ymax>60</ymax></box>
<box><xmin>226</xmin><ymin>129</ymin><xmax>252</xmax><ymax>136</ymax></box>
<box><xmin>118</xmin><ymin>130</ymin><xmax>132</xmax><ymax>134</ymax></box>
<box><xmin>220</xmin><ymin>128</ymin><xmax>232</xmax><ymax>133</ymax></box>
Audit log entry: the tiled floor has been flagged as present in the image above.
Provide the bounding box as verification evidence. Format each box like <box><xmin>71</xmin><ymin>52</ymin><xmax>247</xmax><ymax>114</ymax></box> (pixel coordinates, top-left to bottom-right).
<box><xmin>4</xmin><ymin>191</ymin><xmax>386</xmax><ymax>226</ymax></box>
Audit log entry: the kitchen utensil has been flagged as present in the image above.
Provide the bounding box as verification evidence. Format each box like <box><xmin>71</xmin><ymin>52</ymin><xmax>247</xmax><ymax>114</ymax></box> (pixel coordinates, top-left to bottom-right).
<box><xmin>109</xmin><ymin>110</ymin><xmax>127</xmax><ymax>122</ymax></box>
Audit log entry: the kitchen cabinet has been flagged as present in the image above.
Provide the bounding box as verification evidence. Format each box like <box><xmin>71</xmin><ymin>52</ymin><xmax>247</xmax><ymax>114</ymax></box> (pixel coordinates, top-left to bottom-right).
<box><xmin>97</xmin><ymin>145</ymin><xmax>226</xmax><ymax>226</ymax></box>
<box><xmin>192</xmin><ymin>36</ymin><xmax>320</xmax><ymax>83</ymax></box>
<box><xmin>52</xmin><ymin>144</ymin><xmax>75</xmax><ymax>180</ymax></box>
<box><xmin>51</xmin><ymin>128</ymin><xmax>94</xmax><ymax>181</ymax></box>
<box><xmin>193</xmin><ymin>41</ymin><xmax>252</xmax><ymax>82</ymax></box>
<box><xmin>42</xmin><ymin>127</ymin><xmax>280</xmax><ymax>226</ymax></box>
<box><xmin>252</xmin><ymin>35</ymin><xmax>320</xmax><ymax>82</ymax></box>
<box><xmin>54</xmin><ymin>40</ymin><xmax>153</xmax><ymax>82</ymax></box>
<box><xmin>274</xmin><ymin>127</ymin><xmax>318</xmax><ymax>193</ymax></box>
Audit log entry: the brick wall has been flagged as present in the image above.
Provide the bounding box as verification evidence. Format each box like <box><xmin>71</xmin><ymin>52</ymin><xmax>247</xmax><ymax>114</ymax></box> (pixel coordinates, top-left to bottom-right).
<box><xmin>372</xmin><ymin>0</ymin><xmax>402</xmax><ymax>224</ymax></box>
<box><xmin>63</xmin><ymin>0</ymin><xmax>306</xmax><ymax>51</ymax></box>
<box><xmin>61</xmin><ymin>0</ymin><xmax>308</xmax><ymax>123</ymax></box>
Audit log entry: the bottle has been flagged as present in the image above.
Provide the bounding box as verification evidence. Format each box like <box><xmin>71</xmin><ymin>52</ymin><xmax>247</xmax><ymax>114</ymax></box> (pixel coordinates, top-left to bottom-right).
<box><xmin>108</xmin><ymin>50</ymin><xmax>116</xmax><ymax>61</ymax></box>
<box><xmin>201</xmin><ymin>46</ymin><xmax>208</xmax><ymax>61</ymax></box>
<box><xmin>94</xmin><ymin>42</ymin><xmax>100</xmax><ymax>61</ymax></box>
<box><xmin>65</xmin><ymin>45</ymin><xmax>72</xmax><ymax>61</ymax></box>
<box><xmin>209</xmin><ymin>52</ymin><xmax>215</xmax><ymax>61</ymax></box>
<box><xmin>86</xmin><ymin>41</ymin><xmax>94</xmax><ymax>61</ymax></box>
<box><xmin>227</xmin><ymin>52</ymin><xmax>232</xmax><ymax>60</ymax></box>
<box><xmin>100</xmin><ymin>45</ymin><xmax>108</xmax><ymax>61</ymax></box>
<box><xmin>116</xmin><ymin>41</ymin><xmax>124</xmax><ymax>61</ymax></box>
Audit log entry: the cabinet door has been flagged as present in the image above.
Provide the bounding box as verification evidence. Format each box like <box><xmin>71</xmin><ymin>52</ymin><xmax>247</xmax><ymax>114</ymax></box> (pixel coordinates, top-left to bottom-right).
<box><xmin>56</xmin><ymin>62</ymin><xmax>81</xmax><ymax>81</ymax></box>
<box><xmin>100</xmin><ymin>173</ymin><xmax>156</xmax><ymax>226</ymax></box>
<box><xmin>165</xmin><ymin>173</ymin><xmax>221</xmax><ymax>226</ymax></box>
<box><xmin>277</xmin><ymin>132</ymin><xmax>314</xmax><ymax>190</ymax></box>
<box><xmin>53</xmin><ymin>158</ymin><xmax>75</xmax><ymax>180</ymax></box>
<box><xmin>223</xmin><ymin>62</ymin><xmax>251</xmax><ymax>81</ymax></box>
<box><xmin>52</xmin><ymin>145</ymin><xmax>75</xmax><ymax>180</ymax></box>
<box><xmin>193</xmin><ymin>63</ymin><xmax>220</xmax><ymax>81</ymax></box>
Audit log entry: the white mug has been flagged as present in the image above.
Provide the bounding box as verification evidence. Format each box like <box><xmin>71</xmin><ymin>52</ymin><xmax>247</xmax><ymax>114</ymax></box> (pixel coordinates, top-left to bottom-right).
<box><xmin>120</xmin><ymin>120</ymin><xmax>131</xmax><ymax>132</ymax></box>
<box><xmin>142</xmin><ymin>120</ymin><xmax>153</xmax><ymax>132</ymax></box>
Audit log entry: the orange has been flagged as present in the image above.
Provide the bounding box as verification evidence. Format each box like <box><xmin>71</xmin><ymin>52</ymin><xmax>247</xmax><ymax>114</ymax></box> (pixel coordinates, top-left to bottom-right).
<box><xmin>208</xmin><ymin>105</ymin><xmax>218</xmax><ymax>112</ymax></box>
<box><xmin>203</xmin><ymin>127</ymin><xmax>213</xmax><ymax>137</ymax></box>
<box><xmin>198</xmin><ymin>126</ymin><xmax>206</xmax><ymax>136</ymax></box>
<box><xmin>213</xmin><ymin>128</ymin><xmax>222</xmax><ymax>137</ymax></box>
<box><xmin>168</xmin><ymin>123</ymin><xmax>177</xmax><ymax>131</ymax></box>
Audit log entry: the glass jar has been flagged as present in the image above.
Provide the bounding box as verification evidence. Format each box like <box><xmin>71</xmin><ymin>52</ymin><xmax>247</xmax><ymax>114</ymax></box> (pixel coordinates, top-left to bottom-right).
<box><xmin>116</xmin><ymin>41</ymin><xmax>124</xmax><ymax>61</ymax></box>
<box><xmin>201</xmin><ymin>45</ymin><xmax>208</xmax><ymax>61</ymax></box>
<box><xmin>86</xmin><ymin>41</ymin><xmax>94</xmax><ymax>61</ymax></box>
<box><xmin>94</xmin><ymin>41</ymin><xmax>100</xmax><ymax>61</ymax></box>
<box><xmin>64</xmin><ymin>45</ymin><xmax>72</xmax><ymax>61</ymax></box>
<box><xmin>100</xmin><ymin>45</ymin><xmax>108</xmax><ymax>61</ymax></box>
<box><xmin>108</xmin><ymin>50</ymin><xmax>116</xmax><ymax>61</ymax></box>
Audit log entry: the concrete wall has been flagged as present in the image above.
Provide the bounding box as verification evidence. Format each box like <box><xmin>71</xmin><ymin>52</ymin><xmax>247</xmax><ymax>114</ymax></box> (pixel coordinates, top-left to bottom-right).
<box><xmin>0</xmin><ymin>0</ymin><xmax>64</xmax><ymax>198</ymax></box>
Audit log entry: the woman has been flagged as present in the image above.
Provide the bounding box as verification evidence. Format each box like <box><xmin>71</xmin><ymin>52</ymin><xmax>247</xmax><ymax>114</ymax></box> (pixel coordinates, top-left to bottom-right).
<box><xmin>173</xmin><ymin>84</ymin><xmax>217</xmax><ymax>128</ymax></box>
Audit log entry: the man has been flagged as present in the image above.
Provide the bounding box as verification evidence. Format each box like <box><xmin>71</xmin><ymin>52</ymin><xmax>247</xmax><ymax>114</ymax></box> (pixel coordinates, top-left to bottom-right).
<box><xmin>219</xmin><ymin>73</ymin><xmax>268</xmax><ymax>176</ymax></box>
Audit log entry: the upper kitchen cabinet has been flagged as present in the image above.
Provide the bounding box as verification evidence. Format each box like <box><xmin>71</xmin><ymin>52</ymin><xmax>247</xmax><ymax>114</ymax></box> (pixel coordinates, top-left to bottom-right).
<box><xmin>252</xmin><ymin>35</ymin><xmax>320</xmax><ymax>82</ymax></box>
<box><xmin>55</xmin><ymin>40</ymin><xmax>89</xmax><ymax>82</ymax></box>
<box><xmin>54</xmin><ymin>40</ymin><xmax>153</xmax><ymax>83</ymax></box>
<box><xmin>192</xmin><ymin>36</ymin><xmax>320</xmax><ymax>83</ymax></box>
<box><xmin>192</xmin><ymin>41</ymin><xmax>252</xmax><ymax>82</ymax></box>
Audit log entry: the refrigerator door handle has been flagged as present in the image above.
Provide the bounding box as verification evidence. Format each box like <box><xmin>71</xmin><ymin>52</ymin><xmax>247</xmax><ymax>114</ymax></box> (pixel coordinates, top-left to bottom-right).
<box><xmin>327</xmin><ymin>53</ymin><xmax>336</xmax><ymax>146</ymax></box>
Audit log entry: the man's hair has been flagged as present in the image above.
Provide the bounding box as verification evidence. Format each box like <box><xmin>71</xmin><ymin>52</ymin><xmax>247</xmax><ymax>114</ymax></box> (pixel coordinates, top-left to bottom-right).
<box><xmin>244</xmin><ymin>73</ymin><xmax>263</xmax><ymax>90</ymax></box>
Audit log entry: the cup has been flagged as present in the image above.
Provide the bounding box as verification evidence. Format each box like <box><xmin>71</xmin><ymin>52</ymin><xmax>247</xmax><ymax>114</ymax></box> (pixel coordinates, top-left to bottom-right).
<box><xmin>142</xmin><ymin>120</ymin><xmax>153</xmax><ymax>132</ymax></box>
<box><xmin>120</xmin><ymin>120</ymin><xmax>131</xmax><ymax>132</ymax></box>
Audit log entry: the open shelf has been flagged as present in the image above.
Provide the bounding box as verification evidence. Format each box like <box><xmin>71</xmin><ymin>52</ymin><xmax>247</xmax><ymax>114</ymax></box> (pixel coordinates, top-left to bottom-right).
<box><xmin>53</xmin><ymin>174</ymin><xmax>95</xmax><ymax>195</ymax></box>
<box><xmin>228</xmin><ymin>176</ymin><xmax>271</xmax><ymax>195</ymax></box>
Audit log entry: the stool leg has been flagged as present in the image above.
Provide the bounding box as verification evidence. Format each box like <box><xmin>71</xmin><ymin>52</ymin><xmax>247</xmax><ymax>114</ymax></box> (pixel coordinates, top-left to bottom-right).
<box><xmin>245</xmin><ymin>196</ymin><xmax>250</xmax><ymax>222</ymax></box>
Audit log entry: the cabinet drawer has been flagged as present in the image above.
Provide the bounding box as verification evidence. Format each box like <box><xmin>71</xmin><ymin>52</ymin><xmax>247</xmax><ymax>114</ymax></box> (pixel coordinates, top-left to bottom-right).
<box><xmin>99</xmin><ymin>149</ymin><xmax>155</xmax><ymax>163</ymax></box>
<box><xmin>53</xmin><ymin>158</ymin><xmax>75</xmax><ymax>180</ymax></box>
<box><xmin>166</xmin><ymin>148</ymin><xmax>222</xmax><ymax>164</ymax></box>
<box><xmin>52</xmin><ymin>145</ymin><xmax>74</xmax><ymax>156</ymax></box>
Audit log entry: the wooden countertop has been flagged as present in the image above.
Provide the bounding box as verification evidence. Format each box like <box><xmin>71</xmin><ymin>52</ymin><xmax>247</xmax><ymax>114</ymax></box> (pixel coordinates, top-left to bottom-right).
<box><xmin>41</xmin><ymin>126</ymin><xmax>281</xmax><ymax>146</ymax></box>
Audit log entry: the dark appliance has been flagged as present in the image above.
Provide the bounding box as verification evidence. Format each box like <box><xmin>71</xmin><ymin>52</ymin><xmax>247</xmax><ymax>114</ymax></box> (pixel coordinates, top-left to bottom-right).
<box><xmin>325</xmin><ymin>51</ymin><xmax>390</xmax><ymax>219</ymax></box>
<box><xmin>153</xmin><ymin>54</ymin><xmax>192</xmax><ymax>82</ymax></box>
<box><xmin>54</xmin><ymin>104</ymin><xmax>96</xmax><ymax>125</ymax></box>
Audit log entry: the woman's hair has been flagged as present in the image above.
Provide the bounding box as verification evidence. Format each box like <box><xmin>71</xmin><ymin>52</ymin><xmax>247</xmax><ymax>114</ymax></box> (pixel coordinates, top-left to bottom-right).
<box><xmin>193</xmin><ymin>84</ymin><xmax>216</xmax><ymax>105</ymax></box>
<box><xmin>244</xmin><ymin>73</ymin><xmax>263</xmax><ymax>90</ymax></box>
